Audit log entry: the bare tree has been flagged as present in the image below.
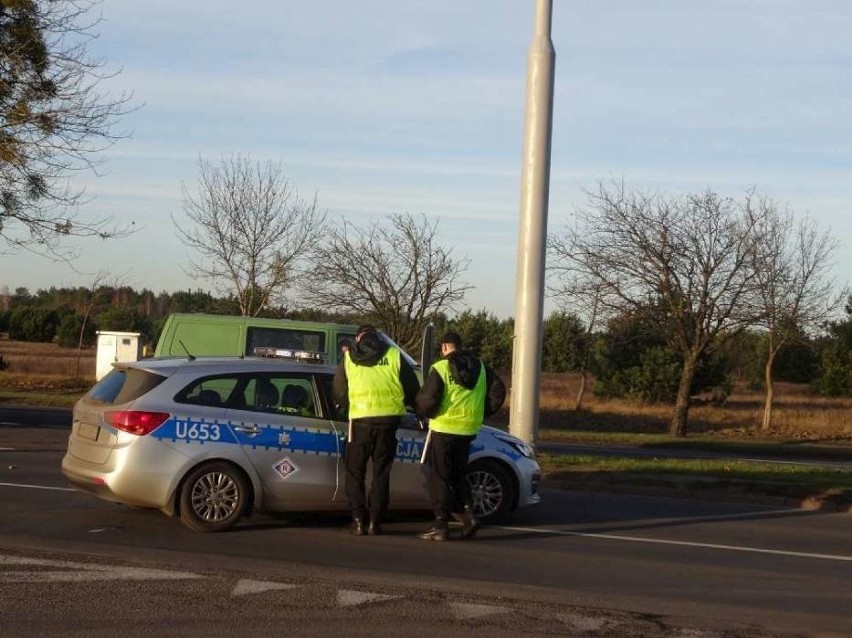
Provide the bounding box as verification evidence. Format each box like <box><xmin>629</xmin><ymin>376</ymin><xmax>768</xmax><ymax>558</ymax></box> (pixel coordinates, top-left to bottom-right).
<box><xmin>1</xmin><ymin>0</ymin><xmax>134</xmax><ymax>255</ymax></box>
<box><xmin>72</xmin><ymin>269</ymin><xmax>128</xmax><ymax>376</ymax></box>
<box><xmin>546</xmin><ymin>239</ymin><xmax>609</xmax><ymax>410</ymax></box>
<box><xmin>748</xmin><ymin>198</ymin><xmax>842</xmax><ymax>430</ymax></box>
<box><xmin>565</xmin><ymin>287</ymin><xmax>603</xmax><ymax>412</ymax></box>
<box><xmin>175</xmin><ymin>155</ymin><xmax>325</xmax><ymax>316</ymax></box>
<box><xmin>306</xmin><ymin>213</ymin><xmax>471</xmax><ymax>352</ymax></box>
<box><xmin>74</xmin><ymin>270</ymin><xmax>105</xmax><ymax>376</ymax></box>
<box><xmin>549</xmin><ymin>182</ymin><xmax>766</xmax><ymax>436</ymax></box>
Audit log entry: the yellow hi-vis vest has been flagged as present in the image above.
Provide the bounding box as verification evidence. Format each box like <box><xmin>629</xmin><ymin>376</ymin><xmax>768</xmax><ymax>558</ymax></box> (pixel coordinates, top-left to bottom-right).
<box><xmin>428</xmin><ymin>358</ymin><xmax>486</xmax><ymax>436</ymax></box>
<box><xmin>344</xmin><ymin>347</ymin><xmax>406</xmax><ymax>419</ymax></box>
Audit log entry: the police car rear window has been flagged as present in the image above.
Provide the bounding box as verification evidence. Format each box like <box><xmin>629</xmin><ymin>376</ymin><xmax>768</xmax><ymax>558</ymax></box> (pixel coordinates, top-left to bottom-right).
<box><xmin>87</xmin><ymin>369</ymin><xmax>167</xmax><ymax>405</ymax></box>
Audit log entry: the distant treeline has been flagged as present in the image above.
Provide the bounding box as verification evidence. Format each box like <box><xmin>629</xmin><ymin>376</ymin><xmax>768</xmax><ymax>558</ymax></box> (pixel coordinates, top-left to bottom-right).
<box><xmin>0</xmin><ymin>286</ymin><xmax>358</xmax><ymax>349</ymax></box>
<box><xmin>1</xmin><ymin>285</ymin><xmax>850</xmax><ymax>399</ymax></box>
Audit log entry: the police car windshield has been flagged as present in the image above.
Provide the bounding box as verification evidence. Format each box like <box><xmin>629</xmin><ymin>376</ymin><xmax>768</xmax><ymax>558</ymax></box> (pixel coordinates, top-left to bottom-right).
<box><xmin>378</xmin><ymin>332</ymin><xmax>419</xmax><ymax>369</ymax></box>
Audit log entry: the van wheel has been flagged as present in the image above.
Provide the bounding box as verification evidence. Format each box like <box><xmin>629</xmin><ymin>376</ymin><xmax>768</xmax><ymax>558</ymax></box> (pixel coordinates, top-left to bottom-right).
<box><xmin>466</xmin><ymin>459</ymin><xmax>515</xmax><ymax>521</ymax></box>
<box><xmin>179</xmin><ymin>462</ymin><xmax>248</xmax><ymax>532</ymax></box>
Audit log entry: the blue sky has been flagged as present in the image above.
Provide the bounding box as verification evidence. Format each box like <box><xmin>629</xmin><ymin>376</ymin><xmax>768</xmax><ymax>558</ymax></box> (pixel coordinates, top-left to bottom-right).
<box><xmin>2</xmin><ymin>1</ymin><xmax>850</xmax><ymax>319</ymax></box>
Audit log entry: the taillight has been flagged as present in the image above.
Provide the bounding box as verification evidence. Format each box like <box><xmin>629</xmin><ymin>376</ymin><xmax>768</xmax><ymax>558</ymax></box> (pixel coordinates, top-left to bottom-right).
<box><xmin>104</xmin><ymin>411</ymin><xmax>170</xmax><ymax>436</ymax></box>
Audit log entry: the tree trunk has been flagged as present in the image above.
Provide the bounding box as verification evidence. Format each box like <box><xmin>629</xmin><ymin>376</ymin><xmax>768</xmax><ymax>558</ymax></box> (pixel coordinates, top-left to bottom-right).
<box><xmin>74</xmin><ymin>309</ymin><xmax>91</xmax><ymax>378</ymax></box>
<box><xmin>669</xmin><ymin>355</ymin><xmax>698</xmax><ymax>437</ymax></box>
<box><xmin>573</xmin><ymin>368</ymin><xmax>587</xmax><ymax>411</ymax></box>
<box><xmin>761</xmin><ymin>351</ymin><xmax>776</xmax><ymax>431</ymax></box>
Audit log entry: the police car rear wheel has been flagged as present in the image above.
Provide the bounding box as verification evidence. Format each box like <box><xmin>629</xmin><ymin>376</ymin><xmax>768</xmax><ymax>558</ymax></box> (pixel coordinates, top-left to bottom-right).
<box><xmin>466</xmin><ymin>459</ymin><xmax>514</xmax><ymax>521</ymax></box>
<box><xmin>179</xmin><ymin>462</ymin><xmax>249</xmax><ymax>532</ymax></box>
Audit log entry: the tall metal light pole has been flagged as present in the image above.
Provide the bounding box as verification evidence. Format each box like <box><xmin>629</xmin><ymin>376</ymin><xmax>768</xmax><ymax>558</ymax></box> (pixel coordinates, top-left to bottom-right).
<box><xmin>509</xmin><ymin>0</ymin><xmax>555</xmax><ymax>447</ymax></box>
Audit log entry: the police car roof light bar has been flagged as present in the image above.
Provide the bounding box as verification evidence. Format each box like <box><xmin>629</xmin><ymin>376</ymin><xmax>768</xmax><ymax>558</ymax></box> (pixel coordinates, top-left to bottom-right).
<box><xmin>251</xmin><ymin>347</ymin><xmax>326</xmax><ymax>363</ymax></box>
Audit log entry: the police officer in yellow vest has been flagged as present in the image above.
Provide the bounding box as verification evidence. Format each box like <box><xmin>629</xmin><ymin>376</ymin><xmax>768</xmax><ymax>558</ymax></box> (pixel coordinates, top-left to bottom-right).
<box><xmin>333</xmin><ymin>325</ymin><xmax>419</xmax><ymax>536</ymax></box>
<box><xmin>415</xmin><ymin>332</ymin><xmax>506</xmax><ymax>540</ymax></box>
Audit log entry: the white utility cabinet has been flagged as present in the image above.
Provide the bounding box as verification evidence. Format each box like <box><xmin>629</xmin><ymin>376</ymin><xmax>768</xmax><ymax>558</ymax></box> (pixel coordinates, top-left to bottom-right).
<box><xmin>95</xmin><ymin>331</ymin><xmax>141</xmax><ymax>380</ymax></box>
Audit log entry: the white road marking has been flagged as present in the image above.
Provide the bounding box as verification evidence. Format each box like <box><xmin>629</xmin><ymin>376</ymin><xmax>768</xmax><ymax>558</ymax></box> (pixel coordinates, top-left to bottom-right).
<box><xmin>231</xmin><ymin>578</ymin><xmax>298</xmax><ymax>596</ymax></box>
<box><xmin>0</xmin><ymin>554</ymin><xmax>201</xmax><ymax>583</ymax></box>
<box><xmin>449</xmin><ymin>602</ymin><xmax>510</xmax><ymax>620</ymax></box>
<box><xmin>0</xmin><ymin>447</ymin><xmax>14</xmax><ymax>451</ymax></box>
<box><xmin>0</xmin><ymin>482</ymin><xmax>76</xmax><ymax>492</ymax></box>
<box><xmin>337</xmin><ymin>590</ymin><xmax>399</xmax><ymax>607</ymax></box>
<box><xmin>557</xmin><ymin>612</ymin><xmax>610</xmax><ymax>632</ymax></box>
<box><xmin>496</xmin><ymin>525</ymin><xmax>852</xmax><ymax>562</ymax></box>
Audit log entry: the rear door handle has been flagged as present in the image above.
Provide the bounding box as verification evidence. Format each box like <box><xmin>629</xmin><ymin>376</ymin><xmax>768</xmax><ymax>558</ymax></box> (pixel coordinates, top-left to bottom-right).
<box><xmin>233</xmin><ymin>424</ymin><xmax>261</xmax><ymax>436</ymax></box>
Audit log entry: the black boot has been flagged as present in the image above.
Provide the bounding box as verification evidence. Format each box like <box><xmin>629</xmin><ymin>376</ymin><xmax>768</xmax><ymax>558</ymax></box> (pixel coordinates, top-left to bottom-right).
<box><xmin>459</xmin><ymin>505</ymin><xmax>480</xmax><ymax>540</ymax></box>
<box><xmin>418</xmin><ymin>519</ymin><xmax>449</xmax><ymax>541</ymax></box>
<box><xmin>367</xmin><ymin>518</ymin><xmax>382</xmax><ymax>536</ymax></box>
<box><xmin>349</xmin><ymin>516</ymin><xmax>367</xmax><ymax>536</ymax></box>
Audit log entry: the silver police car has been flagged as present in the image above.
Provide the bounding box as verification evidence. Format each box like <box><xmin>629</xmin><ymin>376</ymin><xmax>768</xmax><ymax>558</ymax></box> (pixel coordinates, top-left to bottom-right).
<box><xmin>61</xmin><ymin>356</ymin><xmax>541</xmax><ymax>532</ymax></box>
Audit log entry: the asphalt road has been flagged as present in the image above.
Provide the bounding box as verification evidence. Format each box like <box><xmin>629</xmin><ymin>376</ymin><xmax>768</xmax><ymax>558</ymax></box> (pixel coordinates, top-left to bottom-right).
<box><xmin>1</xmin><ymin>425</ymin><xmax>850</xmax><ymax>637</ymax></box>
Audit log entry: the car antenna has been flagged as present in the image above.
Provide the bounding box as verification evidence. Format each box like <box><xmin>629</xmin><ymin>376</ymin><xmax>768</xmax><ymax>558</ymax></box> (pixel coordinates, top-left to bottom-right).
<box><xmin>178</xmin><ymin>340</ymin><xmax>196</xmax><ymax>361</ymax></box>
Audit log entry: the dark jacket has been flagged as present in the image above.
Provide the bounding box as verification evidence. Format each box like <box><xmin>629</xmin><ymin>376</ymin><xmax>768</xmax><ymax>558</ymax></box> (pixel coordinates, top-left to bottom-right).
<box><xmin>415</xmin><ymin>350</ymin><xmax>506</xmax><ymax>420</ymax></box>
<box><xmin>332</xmin><ymin>331</ymin><xmax>420</xmax><ymax>426</ymax></box>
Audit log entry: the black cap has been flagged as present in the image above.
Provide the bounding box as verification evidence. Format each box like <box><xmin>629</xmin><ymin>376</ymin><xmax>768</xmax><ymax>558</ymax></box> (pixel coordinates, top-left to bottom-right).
<box><xmin>440</xmin><ymin>331</ymin><xmax>462</xmax><ymax>348</ymax></box>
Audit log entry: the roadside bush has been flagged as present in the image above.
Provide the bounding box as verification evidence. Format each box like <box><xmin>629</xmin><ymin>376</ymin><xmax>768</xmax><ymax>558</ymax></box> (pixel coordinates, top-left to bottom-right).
<box><xmin>816</xmin><ymin>345</ymin><xmax>851</xmax><ymax>397</ymax></box>
<box><xmin>774</xmin><ymin>340</ymin><xmax>821</xmax><ymax>384</ymax></box>
<box><xmin>592</xmin><ymin>330</ymin><xmax>732</xmax><ymax>405</ymax></box>
<box><xmin>8</xmin><ymin>307</ymin><xmax>59</xmax><ymax>342</ymax></box>
<box><xmin>633</xmin><ymin>347</ymin><xmax>682</xmax><ymax>403</ymax></box>
<box><xmin>442</xmin><ymin>309</ymin><xmax>514</xmax><ymax>372</ymax></box>
<box><xmin>594</xmin><ymin>346</ymin><xmax>681</xmax><ymax>403</ymax></box>
<box><xmin>728</xmin><ymin>331</ymin><xmax>823</xmax><ymax>390</ymax></box>
<box><xmin>542</xmin><ymin>311</ymin><xmax>586</xmax><ymax>373</ymax></box>
<box><xmin>56</xmin><ymin>313</ymin><xmax>97</xmax><ymax>348</ymax></box>
<box><xmin>97</xmin><ymin>306</ymin><xmax>154</xmax><ymax>342</ymax></box>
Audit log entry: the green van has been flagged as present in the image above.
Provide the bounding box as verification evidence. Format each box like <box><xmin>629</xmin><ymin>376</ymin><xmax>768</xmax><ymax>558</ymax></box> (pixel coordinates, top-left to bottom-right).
<box><xmin>153</xmin><ymin>313</ymin><xmax>419</xmax><ymax>368</ymax></box>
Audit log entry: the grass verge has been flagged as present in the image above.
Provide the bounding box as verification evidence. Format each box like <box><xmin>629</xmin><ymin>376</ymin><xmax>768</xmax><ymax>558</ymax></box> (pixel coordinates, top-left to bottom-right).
<box><xmin>538</xmin><ymin>453</ymin><xmax>852</xmax><ymax>511</ymax></box>
<box><xmin>0</xmin><ymin>374</ymin><xmax>90</xmax><ymax>409</ymax></box>
<box><xmin>0</xmin><ymin>390</ymin><xmax>86</xmax><ymax>408</ymax></box>
<box><xmin>538</xmin><ymin>428</ymin><xmax>852</xmax><ymax>461</ymax></box>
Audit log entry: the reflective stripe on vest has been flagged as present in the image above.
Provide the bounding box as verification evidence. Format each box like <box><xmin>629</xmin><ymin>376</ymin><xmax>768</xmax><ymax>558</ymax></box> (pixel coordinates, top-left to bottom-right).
<box><xmin>428</xmin><ymin>358</ymin><xmax>486</xmax><ymax>436</ymax></box>
<box><xmin>344</xmin><ymin>347</ymin><xmax>406</xmax><ymax>419</ymax></box>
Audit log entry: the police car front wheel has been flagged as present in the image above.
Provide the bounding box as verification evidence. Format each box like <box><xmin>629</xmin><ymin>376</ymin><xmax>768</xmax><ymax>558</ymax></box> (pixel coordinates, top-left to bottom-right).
<box><xmin>466</xmin><ymin>459</ymin><xmax>515</xmax><ymax>521</ymax></box>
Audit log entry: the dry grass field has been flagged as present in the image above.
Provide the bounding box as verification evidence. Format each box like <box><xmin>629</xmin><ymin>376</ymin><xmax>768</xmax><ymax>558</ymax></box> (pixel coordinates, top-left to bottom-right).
<box><xmin>0</xmin><ymin>337</ymin><xmax>96</xmax><ymax>378</ymax></box>
<box><xmin>530</xmin><ymin>373</ymin><xmax>852</xmax><ymax>443</ymax></box>
<box><xmin>1</xmin><ymin>338</ymin><xmax>850</xmax><ymax>442</ymax></box>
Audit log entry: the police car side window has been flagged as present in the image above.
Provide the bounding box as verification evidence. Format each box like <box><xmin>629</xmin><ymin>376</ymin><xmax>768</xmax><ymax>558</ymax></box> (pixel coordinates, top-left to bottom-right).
<box><xmin>176</xmin><ymin>376</ymin><xmax>240</xmax><ymax>407</ymax></box>
<box><xmin>316</xmin><ymin>373</ymin><xmax>345</xmax><ymax>421</ymax></box>
<box><xmin>244</xmin><ymin>375</ymin><xmax>319</xmax><ymax>419</ymax></box>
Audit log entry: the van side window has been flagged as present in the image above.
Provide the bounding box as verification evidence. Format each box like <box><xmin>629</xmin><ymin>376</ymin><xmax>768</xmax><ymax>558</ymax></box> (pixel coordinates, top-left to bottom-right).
<box><xmin>246</xmin><ymin>327</ymin><xmax>326</xmax><ymax>358</ymax></box>
<box><xmin>337</xmin><ymin>333</ymin><xmax>356</xmax><ymax>360</ymax></box>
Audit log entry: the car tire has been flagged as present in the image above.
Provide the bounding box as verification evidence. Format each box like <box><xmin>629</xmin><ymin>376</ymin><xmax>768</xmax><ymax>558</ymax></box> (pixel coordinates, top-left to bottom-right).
<box><xmin>466</xmin><ymin>459</ymin><xmax>515</xmax><ymax>521</ymax></box>
<box><xmin>179</xmin><ymin>461</ymin><xmax>249</xmax><ymax>532</ymax></box>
